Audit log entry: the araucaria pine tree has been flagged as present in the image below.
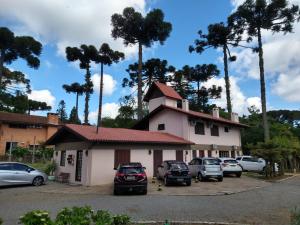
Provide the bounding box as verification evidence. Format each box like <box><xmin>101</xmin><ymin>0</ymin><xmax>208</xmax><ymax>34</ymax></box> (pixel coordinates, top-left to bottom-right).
<box><xmin>111</xmin><ymin>7</ymin><xmax>172</xmax><ymax>120</ymax></box>
<box><xmin>228</xmin><ymin>0</ymin><xmax>300</xmax><ymax>142</ymax></box>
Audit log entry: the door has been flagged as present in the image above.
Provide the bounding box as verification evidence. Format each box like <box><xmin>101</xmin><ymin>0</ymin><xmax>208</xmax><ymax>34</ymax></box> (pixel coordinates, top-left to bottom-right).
<box><xmin>114</xmin><ymin>150</ymin><xmax>130</xmax><ymax>168</ymax></box>
<box><xmin>153</xmin><ymin>150</ymin><xmax>163</xmax><ymax>177</ymax></box>
<box><xmin>199</xmin><ymin>150</ymin><xmax>205</xmax><ymax>158</ymax></box>
<box><xmin>176</xmin><ymin>150</ymin><xmax>183</xmax><ymax>161</ymax></box>
<box><xmin>11</xmin><ymin>163</ymin><xmax>33</xmax><ymax>184</ymax></box>
<box><xmin>192</xmin><ymin>150</ymin><xmax>197</xmax><ymax>159</ymax></box>
<box><xmin>0</xmin><ymin>163</ymin><xmax>14</xmax><ymax>186</ymax></box>
<box><xmin>75</xmin><ymin>150</ymin><xmax>83</xmax><ymax>182</ymax></box>
<box><xmin>231</xmin><ymin>151</ymin><xmax>236</xmax><ymax>158</ymax></box>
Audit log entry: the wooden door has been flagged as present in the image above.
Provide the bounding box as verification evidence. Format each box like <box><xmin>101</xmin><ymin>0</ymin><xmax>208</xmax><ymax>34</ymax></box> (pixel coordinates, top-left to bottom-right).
<box><xmin>208</xmin><ymin>150</ymin><xmax>212</xmax><ymax>157</ymax></box>
<box><xmin>192</xmin><ymin>150</ymin><xmax>197</xmax><ymax>159</ymax></box>
<box><xmin>153</xmin><ymin>150</ymin><xmax>163</xmax><ymax>177</ymax></box>
<box><xmin>114</xmin><ymin>150</ymin><xmax>130</xmax><ymax>168</ymax></box>
<box><xmin>231</xmin><ymin>151</ymin><xmax>236</xmax><ymax>158</ymax></box>
<box><xmin>176</xmin><ymin>150</ymin><xmax>183</xmax><ymax>161</ymax></box>
<box><xmin>199</xmin><ymin>150</ymin><xmax>205</xmax><ymax>158</ymax></box>
<box><xmin>75</xmin><ymin>150</ymin><xmax>83</xmax><ymax>182</ymax></box>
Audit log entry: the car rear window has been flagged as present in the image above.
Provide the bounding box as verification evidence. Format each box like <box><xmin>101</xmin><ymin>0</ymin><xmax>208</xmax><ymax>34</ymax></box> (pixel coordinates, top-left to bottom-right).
<box><xmin>204</xmin><ymin>159</ymin><xmax>220</xmax><ymax>165</ymax></box>
<box><xmin>169</xmin><ymin>163</ymin><xmax>188</xmax><ymax>170</ymax></box>
<box><xmin>118</xmin><ymin>167</ymin><xmax>144</xmax><ymax>174</ymax></box>
<box><xmin>224</xmin><ymin>160</ymin><xmax>238</xmax><ymax>164</ymax></box>
<box><xmin>0</xmin><ymin>164</ymin><xmax>12</xmax><ymax>170</ymax></box>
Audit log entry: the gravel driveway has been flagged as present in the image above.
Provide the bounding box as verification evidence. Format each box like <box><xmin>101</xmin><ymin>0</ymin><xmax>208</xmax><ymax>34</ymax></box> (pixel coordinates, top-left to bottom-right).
<box><xmin>0</xmin><ymin>175</ymin><xmax>299</xmax><ymax>225</ymax></box>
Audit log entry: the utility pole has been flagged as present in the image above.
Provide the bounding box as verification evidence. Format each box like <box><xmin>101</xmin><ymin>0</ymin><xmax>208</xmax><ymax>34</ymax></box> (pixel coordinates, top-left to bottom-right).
<box><xmin>32</xmin><ymin>136</ymin><xmax>36</xmax><ymax>164</ymax></box>
<box><xmin>9</xmin><ymin>135</ymin><xmax>13</xmax><ymax>162</ymax></box>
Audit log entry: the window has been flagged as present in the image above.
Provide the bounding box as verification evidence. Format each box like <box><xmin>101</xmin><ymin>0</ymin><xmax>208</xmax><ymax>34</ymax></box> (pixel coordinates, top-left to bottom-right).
<box><xmin>0</xmin><ymin>163</ymin><xmax>12</xmax><ymax>170</ymax></box>
<box><xmin>157</xmin><ymin>124</ymin><xmax>165</xmax><ymax>130</ymax></box>
<box><xmin>224</xmin><ymin>127</ymin><xmax>229</xmax><ymax>133</ymax></box>
<box><xmin>195</xmin><ymin>122</ymin><xmax>205</xmax><ymax>135</ymax></box>
<box><xmin>177</xmin><ymin>100</ymin><xmax>182</xmax><ymax>108</ymax></box>
<box><xmin>219</xmin><ymin>151</ymin><xmax>230</xmax><ymax>158</ymax></box>
<box><xmin>9</xmin><ymin>124</ymin><xmax>27</xmax><ymax>129</ymax></box>
<box><xmin>236</xmin><ymin>157</ymin><xmax>242</xmax><ymax>161</ymax></box>
<box><xmin>12</xmin><ymin>163</ymin><xmax>30</xmax><ymax>171</ymax></box>
<box><xmin>208</xmin><ymin>151</ymin><xmax>212</xmax><ymax>157</ymax></box>
<box><xmin>211</xmin><ymin>125</ymin><xmax>219</xmax><ymax>136</ymax></box>
<box><xmin>5</xmin><ymin>142</ymin><xmax>18</xmax><ymax>154</ymax></box>
<box><xmin>60</xmin><ymin>151</ymin><xmax>66</xmax><ymax>166</ymax></box>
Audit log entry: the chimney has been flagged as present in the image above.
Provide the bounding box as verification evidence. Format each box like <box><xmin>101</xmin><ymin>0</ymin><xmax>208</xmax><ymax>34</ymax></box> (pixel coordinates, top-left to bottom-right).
<box><xmin>212</xmin><ymin>107</ymin><xmax>219</xmax><ymax>118</ymax></box>
<box><xmin>47</xmin><ymin>113</ymin><xmax>59</xmax><ymax>125</ymax></box>
<box><xmin>182</xmin><ymin>99</ymin><xmax>189</xmax><ymax>111</ymax></box>
<box><xmin>231</xmin><ymin>112</ymin><xmax>239</xmax><ymax>123</ymax></box>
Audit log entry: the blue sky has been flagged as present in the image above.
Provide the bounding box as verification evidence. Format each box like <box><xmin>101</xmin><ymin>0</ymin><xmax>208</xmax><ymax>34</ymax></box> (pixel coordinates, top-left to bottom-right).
<box><xmin>1</xmin><ymin>0</ymin><xmax>300</xmax><ymax>123</ymax></box>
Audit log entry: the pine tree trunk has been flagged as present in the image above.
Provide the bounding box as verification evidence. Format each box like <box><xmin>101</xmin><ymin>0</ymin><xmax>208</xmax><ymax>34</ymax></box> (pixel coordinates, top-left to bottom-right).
<box><xmin>97</xmin><ymin>63</ymin><xmax>104</xmax><ymax>133</ymax></box>
<box><xmin>137</xmin><ymin>42</ymin><xmax>143</xmax><ymax>120</ymax></box>
<box><xmin>223</xmin><ymin>44</ymin><xmax>232</xmax><ymax>114</ymax></box>
<box><xmin>197</xmin><ymin>81</ymin><xmax>200</xmax><ymax>106</ymax></box>
<box><xmin>257</xmin><ymin>27</ymin><xmax>270</xmax><ymax>142</ymax></box>
<box><xmin>84</xmin><ymin>67</ymin><xmax>91</xmax><ymax>125</ymax></box>
<box><xmin>75</xmin><ymin>92</ymin><xmax>79</xmax><ymax>121</ymax></box>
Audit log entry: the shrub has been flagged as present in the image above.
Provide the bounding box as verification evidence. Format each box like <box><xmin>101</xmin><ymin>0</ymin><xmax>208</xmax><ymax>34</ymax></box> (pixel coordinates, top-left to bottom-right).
<box><xmin>92</xmin><ymin>210</ymin><xmax>112</xmax><ymax>225</ymax></box>
<box><xmin>0</xmin><ymin>217</ymin><xmax>3</xmax><ymax>225</ymax></box>
<box><xmin>44</xmin><ymin>161</ymin><xmax>56</xmax><ymax>176</ymax></box>
<box><xmin>19</xmin><ymin>210</ymin><xmax>53</xmax><ymax>225</ymax></box>
<box><xmin>112</xmin><ymin>214</ymin><xmax>131</xmax><ymax>225</ymax></box>
<box><xmin>291</xmin><ymin>207</ymin><xmax>300</xmax><ymax>225</ymax></box>
<box><xmin>55</xmin><ymin>206</ymin><xmax>93</xmax><ymax>225</ymax></box>
<box><xmin>11</xmin><ymin>147</ymin><xmax>29</xmax><ymax>160</ymax></box>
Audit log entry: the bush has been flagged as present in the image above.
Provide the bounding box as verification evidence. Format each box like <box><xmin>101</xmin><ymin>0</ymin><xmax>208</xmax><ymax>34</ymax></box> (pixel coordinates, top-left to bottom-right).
<box><xmin>291</xmin><ymin>207</ymin><xmax>300</xmax><ymax>225</ymax></box>
<box><xmin>19</xmin><ymin>210</ymin><xmax>53</xmax><ymax>225</ymax></box>
<box><xmin>44</xmin><ymin>161</ymin><xmax>56</xmax><ymax>176</ymax></box>
<box><xmin>0</xmin><ymin>217</ymin><xmax>3</xmax><ymax>225</ymax></box>
<box><xmin>18</xmin><ymin>207</ymin><xmax>131</xmax><ymax>225</ymax></box>
<box><xmin>11</xmin><ymin>147</ymin><xmax>29</xmax><ymax>159</ymax></box>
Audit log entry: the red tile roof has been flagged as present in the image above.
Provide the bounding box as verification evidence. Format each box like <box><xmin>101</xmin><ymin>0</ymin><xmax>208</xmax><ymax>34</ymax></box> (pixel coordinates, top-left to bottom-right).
<box><xmin>144</xmin><ymin>82</ymin><xmax>183</xmax><ymax>102</ymax></box>
<box><xmin>0</xmin><ymin>111</ymin><xmax>48</xmax><ymax>125</ymax></box>
<box><xmin>47</xmin><ymin>124</ymin><xmax>194</xmax><ymax>145</ymax></box>
<box><xmin>133</xmin><ymin>105</ymin><xmax>248</xmax><ymax>129</ymax></box>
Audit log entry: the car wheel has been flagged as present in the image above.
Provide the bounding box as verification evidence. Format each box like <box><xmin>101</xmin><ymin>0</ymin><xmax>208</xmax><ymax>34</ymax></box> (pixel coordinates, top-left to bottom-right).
<box><xmin>198</xmin><ymin>173</ymin><xmax>204</xmax><ymax>182</ymax></box>
<box><xmin>186</xmin><ymin>179</ymin><xmax>191</xmax><ymax>186</ymax></box>
<box><xmin>218</xmin><ymin>177</ymin><xmax>223</xmax><ymax>182</ymax></box>
<box><xmin>164</xmin><ymin>177</ymin><xmax>169</xmax><ymax>186</ymax></box>
<box><xmin>236</xmin><ymin>172</ymin><xmax>242</xmax><ymax>178</ymax></box>
<box><xmin>32</xmin><ymin>176</ymin><xmax>44</xmax><ymax>186</ymax></box>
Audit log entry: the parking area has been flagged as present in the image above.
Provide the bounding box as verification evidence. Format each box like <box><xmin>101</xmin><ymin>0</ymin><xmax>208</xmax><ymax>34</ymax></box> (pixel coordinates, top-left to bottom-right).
<box><xmin>27</xmin><ymin>175</ymin><xmax>270</xmax><ymax>196</ymax></box>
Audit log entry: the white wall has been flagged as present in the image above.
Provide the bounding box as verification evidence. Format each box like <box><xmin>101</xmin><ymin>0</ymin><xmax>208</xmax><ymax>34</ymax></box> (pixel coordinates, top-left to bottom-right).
<box><xmin>131</xmin><ymin>149</ymin><xmax>153</xmax><ymax>177</ymax></box>
<box><xmin>163</xmin><ymin>150</ymin><xmax>176</xmax><ymax>161</ymax></box>
<box><xmin>148</xmin><ymin>97</ymin><xmax>178</xmax><ymax>112</ymax></box>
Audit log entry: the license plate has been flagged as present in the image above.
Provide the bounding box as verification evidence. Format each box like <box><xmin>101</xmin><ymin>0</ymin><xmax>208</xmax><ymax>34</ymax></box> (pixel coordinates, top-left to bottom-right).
<box><xmin>126</xmin><ymin>176</ymin><xmax>135</xmax><ymax>181</ymax></box>
<box><xmin>177</xmin><ymin>178</ymin><xmax>184</xmax><ymax>182</ymax></box>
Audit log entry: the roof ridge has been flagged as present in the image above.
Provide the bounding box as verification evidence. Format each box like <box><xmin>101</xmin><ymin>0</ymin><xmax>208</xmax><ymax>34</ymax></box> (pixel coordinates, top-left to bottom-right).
<box><xmin>0</xmin><ymin>111</ymin><xmax>47</xmax><ymax>119</ymax></box>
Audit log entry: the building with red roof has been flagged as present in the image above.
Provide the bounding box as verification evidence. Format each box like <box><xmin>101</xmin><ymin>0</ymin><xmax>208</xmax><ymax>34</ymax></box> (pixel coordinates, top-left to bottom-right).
<box><xmin>47</xmin><ymin>82</ymin><xmax>247</xmax><ymax>186</ymax></box>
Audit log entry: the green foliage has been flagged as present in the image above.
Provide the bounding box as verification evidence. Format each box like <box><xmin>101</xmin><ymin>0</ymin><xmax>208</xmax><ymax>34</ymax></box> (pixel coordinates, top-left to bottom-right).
<box><xmin>44</xmin><ymin>161</ymin><xmax>56</xmax><ymax>176</ymax></box>
<box><xmin>56</xmin><ymin>100</ymin><xmax>68</xmax><ymax>123</ymax></box>
<box><xmin>18</xmin><ymin>207</ymin><xmax>131</xmax><ymax>225</ymax></box>
<box><xmin>55</xmin><ymin>206</ymin><xmax>93</xmax><ymax>225</ymax></box>
<box><xmin>19</xmin><ymin>210</ymin><xmax>53</xmax><ymax>225</ymax></box>
<box><xmin>69</xmin><ymin>107</ymin><xmax>81</xmax><ymax>124</ymax></box>
<box><xmin>0</xmin><ymin>217</ymin><xmax>2</xmax><ymax>225</ymax></box>
<box><xmin>291</xmin><ymin>207</ymin><xmax>300</xmax><ymax>225</ymax></box>
<box><xmin>11</xmin><ymin>146</ymin><xmax>28</xmax><ymax>159</ymax></box>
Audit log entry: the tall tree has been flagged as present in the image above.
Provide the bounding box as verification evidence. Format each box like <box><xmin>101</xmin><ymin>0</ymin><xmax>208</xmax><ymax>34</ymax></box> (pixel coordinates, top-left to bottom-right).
<box><xmin>69</xmin><ymin>106</ymin><xmax>81</xmax><ymax>124</ymax></box>
<box><xmin>0</xmin><ymin>27</ymin><xmax>42</xmax><ymax>93</ymax></box>
<box><xmin>189</xmin><ymin>22</ymin><xmax>241</xmax><ymax>114</ymax></box>
<box><xmin>187</xmin><ymin>64</ymin><xmax>220</xmax><ymax>108</ymax></box>
<box><xmin>122</xmin><ymin>58</ymin><xmax>175</xmax><ymax>91</ymax></box>
<box><xmin>94</xmin><ymin>43</ymin><xmax>124</xmax><ymax>132</ymax></box>
<box><xmin>228</xmin><ymin>0</ymin><xmax>300</xmax><ymax>142</ymax></box>
<box><xmin>62</xmin><ymin>82</ymin><xmax>85</xmax><ymax>122</ymax></box>
<box><xmin>28</xmin><ymin>99</ymin><xmax>51</xmax><ymax>115</ymax></box>
<box><xmin>111</xmin><ymin>7</ymin><xmax>172</xmax><ymax>120</ymax></box>
<box><xmin>65</xmin><ymin>45</ymin><xmax>98</xmax><ymax>124</ymax></box>
<box><xmin>56</xmin><ymin>100</ymin><xmax>68</xmax><ymax>123</ymax></box>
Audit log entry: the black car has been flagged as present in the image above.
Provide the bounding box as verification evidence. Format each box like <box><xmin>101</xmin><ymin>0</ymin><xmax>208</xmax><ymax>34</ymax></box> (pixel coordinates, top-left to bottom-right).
<box><xmin>157</xmin><ymin>160</ymin><xmax>192</xmax><ymax>186</ymax></box>
<box><xmin>113</xmin><ymin>164</ymin><xmax>147</xmax><ymax>195</ymax></box>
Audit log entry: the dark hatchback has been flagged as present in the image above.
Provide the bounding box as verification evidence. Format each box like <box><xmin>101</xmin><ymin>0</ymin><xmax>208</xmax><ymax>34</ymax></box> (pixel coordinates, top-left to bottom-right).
<box><xmin>113</xmin><ymin>164</ymin><xmax>147</xmax><ymax>195</ymax></box>
<box><xmin>157</xmin><ymin>160</ymin><xmax>192</xmax><ymax>186</ymax></box>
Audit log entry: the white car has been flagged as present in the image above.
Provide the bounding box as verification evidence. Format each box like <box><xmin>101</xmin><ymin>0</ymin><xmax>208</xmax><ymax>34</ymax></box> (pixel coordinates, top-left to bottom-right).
<box><xmin>218</xmin><ymin>158</ymin><xmax>242</xmax><ymax>177</ymax></box>
<box><xmin>235</xmin><ymin>156</ymin><xmax>265</xmax><ymax>172</ymax></box>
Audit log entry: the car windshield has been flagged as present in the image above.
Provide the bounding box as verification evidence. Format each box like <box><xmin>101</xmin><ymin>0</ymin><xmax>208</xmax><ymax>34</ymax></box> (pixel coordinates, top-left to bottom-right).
<box><xmin>204</xmin><ymin>159</ymin><xmax>220</xmax><ymax>165</ymax></box>
<box><xmin>169</xmin><ymin>163</ymin><xmax>188</xmax><ymax>170</ymax></box>
<box><xmin>119</xmin><ymin>167</ymin><xmax>144</xmax><ymax>175</ymax></box>
<box><xmin>224</xmin><ymin>159</ymin><xmax>238</xmax><ymax>164</ymax></box>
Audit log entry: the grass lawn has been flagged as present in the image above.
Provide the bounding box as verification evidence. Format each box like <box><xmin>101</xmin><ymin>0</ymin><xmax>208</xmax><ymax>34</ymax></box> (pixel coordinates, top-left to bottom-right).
<box><xmin>244</xmin><ymin>171</ymin><xmax>293</xmax><ymax>182</ymax></box>
<box><xmin>27</xmin><ymin>162</ymin><xmax>51</xmax><ymax>173</ymax></box>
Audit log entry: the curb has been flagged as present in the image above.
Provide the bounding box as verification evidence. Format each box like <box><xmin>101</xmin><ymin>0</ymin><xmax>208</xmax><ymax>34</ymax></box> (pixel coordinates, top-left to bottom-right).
<box><xmin>271</xmin><ymin>174</ymin><xmax>299</xmax><ymax>183</ymax></box>
<box><xmin>133</xmin><ymin>221</ymin><xmax>249</xmax><ymax>225</ymax></box>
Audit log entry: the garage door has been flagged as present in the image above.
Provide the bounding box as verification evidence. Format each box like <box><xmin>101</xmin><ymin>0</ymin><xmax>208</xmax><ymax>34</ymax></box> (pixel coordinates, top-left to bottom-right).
<box><xmin>114</xmin><ymin>150</ymin><xmax>130</xmax><ymax>168</ymax></box>
<box><xmin>153</xmin><ymin>150</ymin><xmax>162</xmax><ymax>176</ymax></box>
<box><xmin>176</xmin><ymin>150</ymin><xmax>183</xmax><ymax>161</ymax></box>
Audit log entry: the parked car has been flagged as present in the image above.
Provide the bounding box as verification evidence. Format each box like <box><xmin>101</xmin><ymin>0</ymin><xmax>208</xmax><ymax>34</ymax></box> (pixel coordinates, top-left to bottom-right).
<box><xmin>235</xmin><ymin>156</ymin><xmax>265</xmax><ymax>172</ymax></box>
<box><xmin>0</xmin><ymin>162</ymin><xmax>47</xmax><ymax>186</ymax></box>
<box><xmin>113</xmin><ymin>163</ymin><xmax>147</xmax><ymax>195</ymax></box>
<box><xmin>218</xmin><ymin>158</ymin><xmax>242</xmax><ymax>177</ymax></box>
<box><xmin>188</xmin><ymin>157</ymin><xmax>223</xmax><ymax>182</ymax></box>
<box><xmin>157</xmin><ymin>160</ymin><xmax>191</xmax><ymax>186</ymax></box>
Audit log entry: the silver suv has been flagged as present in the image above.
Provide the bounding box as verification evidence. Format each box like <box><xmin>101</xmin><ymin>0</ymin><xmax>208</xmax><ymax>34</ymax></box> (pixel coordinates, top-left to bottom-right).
<box><xmin>188</xmin><ymin>157</ymin><xmax>223</xmax><ymax>182</ymax></box>
<box><xmin>0</xmin><ymin>162</ymin><xmax>48</xmax><ymax>186</ymax></box>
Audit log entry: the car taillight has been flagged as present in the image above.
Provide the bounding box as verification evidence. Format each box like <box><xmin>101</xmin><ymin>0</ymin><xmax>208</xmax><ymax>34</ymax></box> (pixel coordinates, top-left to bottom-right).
<box><xmin>137</xmin><ymin>173</ymin><xmax>147</xmax><ymax>182</ymax></box>
<box><xmin>116</xmin><ymin>172</ymin><xmax>124</xmax><ymax>177</ymax></box>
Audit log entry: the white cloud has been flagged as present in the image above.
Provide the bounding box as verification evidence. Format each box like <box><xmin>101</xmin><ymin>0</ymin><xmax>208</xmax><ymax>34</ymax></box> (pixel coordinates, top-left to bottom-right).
<box><xmin>91</xmin><ymin>73</ymin><xmax>117</xmax><ymax>96</ymax></box>
<box><xmin>230</xmin><ymin>0</ymin><xmax>300</xmax><ymax>103</ymax></box>
<box><xmin>0</xmin><ymin>0</ymin><xmax>145</xmax><ymax>57</ymax></box>
<box><xmin>89</xmin><ymin>102</ymin><xmax>120</xmax><ymax>123</ymax></box>
<box><xmin>28</xmin><ymin>89</ymin><xmax>56</xmax><ymax>107</ymax></box>
<box><xmin>202</xmin><ymin>77</ymin><xmax>261</xmax><ymax>115</ymax></box>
